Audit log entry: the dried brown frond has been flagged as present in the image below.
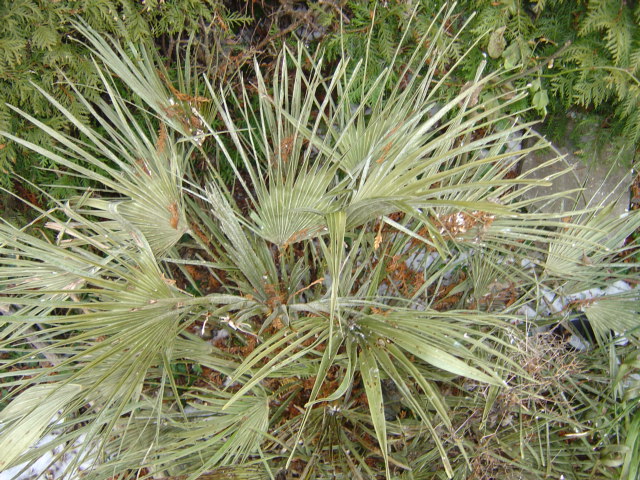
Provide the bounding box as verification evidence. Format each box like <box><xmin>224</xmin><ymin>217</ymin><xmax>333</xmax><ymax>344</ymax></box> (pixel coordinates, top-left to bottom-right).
<box><xmin>158</xmin><ymin>69</ymin><xmax>210</xmax><ymax>105</ymax></box>
<box><xmin>168</xmin><ymin>202</ymin><xmax>179</xmax><ymax>229</ymax></box>
<box><xmin>376</xmin><ymin>139</ymin><xmax>394</xmax><ymax>164</ymax></box>
<box><xmin>155</xmin><ymin>123</ymin><xmax>168</xmax><ymax>155</ymax></box>
<box><xmin>264</xmin><ymin>282</ymin><xmax>286</xmax><ymax>310</ymax></box>
<box><xmin>432</xmin><ymin>210</ymin><xmax>496</xmax><ymax>240</ymax></box>
<box><xmin>376</xmin><ymin>125</ymin><xmax>401</xmax><ymax>164</ymax></box>
<box><xmin>135</xmin><ymin>158</ymin><xmax>151</xmax><ymax>176</ymax></box>
<box><xmin>277</xmin><ymin>134</ymin><xmax>296</xmax><ymax>164</ymax></box>
<box><xmin>283</xmin><ymin>226</ymin><xmax>318</xmax><ymax>247</ymax></box>
<box><xmin>383</xmin><ymin>253</ymin><xmax>426</xmax><ymax>297</ymax></box>
<box><xmin>190</xmin><ymin>222</ymin><xmax>210</xmax><ymax>246</ymax></box>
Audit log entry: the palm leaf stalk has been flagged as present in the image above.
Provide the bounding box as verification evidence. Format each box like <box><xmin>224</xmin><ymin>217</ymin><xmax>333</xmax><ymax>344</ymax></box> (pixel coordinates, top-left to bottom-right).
<box><xmin>1</xmin><ymin>8</ymin><xmax>639</xmax><ymax>480</ymax></box>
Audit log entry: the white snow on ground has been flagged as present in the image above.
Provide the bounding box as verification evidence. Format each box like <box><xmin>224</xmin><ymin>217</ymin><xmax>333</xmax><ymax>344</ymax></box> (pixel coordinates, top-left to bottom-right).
<box><xmin>539</xmin><ymin>288</ymin><xmax>565</xmax><ymax>315</ymax></box>
<box><xmin>0</xmin><ymin>429</ymin><xmax>95</xmax><ymax>480</ymax></box>
<box><xmin>516</xmin><ymin>280</ymin><xmax>639</xmax><ymax>350</ymax></box>
<box><xmin>404</xmin><ymin>250</ymin><xmax>438</xmax><ymax>271</ymax></box>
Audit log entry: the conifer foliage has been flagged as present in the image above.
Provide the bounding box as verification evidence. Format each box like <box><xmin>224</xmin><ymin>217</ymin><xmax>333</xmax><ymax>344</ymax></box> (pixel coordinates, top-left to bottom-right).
<box><xmin>0</xmin><ymin>0</ymin><xmax>247</xmax><ymax>191</ymax></box>
<box><xmin>323</xmin><ymin>0</ymin><xmax>640</xmax><ymax>160</ymax></box>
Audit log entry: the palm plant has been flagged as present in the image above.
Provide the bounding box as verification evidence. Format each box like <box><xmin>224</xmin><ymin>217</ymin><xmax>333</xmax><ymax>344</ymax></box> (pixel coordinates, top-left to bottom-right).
<box><xmin>1</xmin><ymin>8</ymin><xmax>639</xmax><ymax>480</ymax></box>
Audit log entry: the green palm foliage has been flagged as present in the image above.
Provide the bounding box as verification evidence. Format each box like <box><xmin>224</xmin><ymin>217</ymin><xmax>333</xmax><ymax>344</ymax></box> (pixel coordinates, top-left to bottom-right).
<box><xmin>1</xmin><ymin>10</ymin><xmax>639</xmax><ymax>480</ymax></box>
